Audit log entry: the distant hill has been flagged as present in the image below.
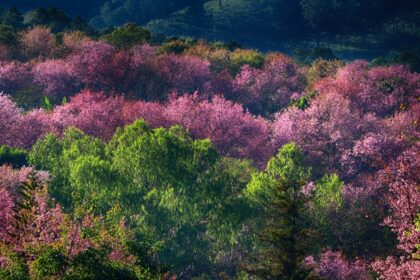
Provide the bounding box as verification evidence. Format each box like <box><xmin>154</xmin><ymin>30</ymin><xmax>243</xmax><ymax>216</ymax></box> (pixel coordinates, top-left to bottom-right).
<box><xmin>2</xmin><ymin>0</ymin><xmax>419</xmax><ymax>56</ymax></box>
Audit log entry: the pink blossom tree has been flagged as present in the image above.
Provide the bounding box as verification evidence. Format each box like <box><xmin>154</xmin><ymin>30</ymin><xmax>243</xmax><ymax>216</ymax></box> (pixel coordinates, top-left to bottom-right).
<box><xmin>315</xmin><ymin>61</ymin><xmax>420</xmax><ymax>118</ymax></box>
<box><xmin>67</xmin><ymin>41</ymin><xmax>116</xmax><ymax>91</ymax></box>
<box><xmin>21</xmin><ymin>26</ymin><xmax>56</xmax><ymax>58</ymax></box>
<box><xmin>233</xmin><ymin>58</ymin><xmax>306</xmax><ymax>116</ymax></box>
<box><xmin>33</xmin><ymin>59</ymin><xmax>78</xmax><ymax>98</ymax></box>
<box><xmin>122</xmin><ymin>100</ymin><xmax>168</xmax><ymax>127</ymax></box>
<box><xmin>50</xmin><ymin>89</ymin><xmax>125</xmax><ymax>140</ymax></box>
<box><xmin>0</xmin><ymin>93</ymin><xmax>22</xmax><ymax>147</ymax></box>
<box><xmin>164</xmin><ymin>93</ymin><xmax>273</xmax><ymax>165</ymax></box>
<box><xmin>273</xmin><ymin>93</ymin><xmax>365</xmax><ymax>178</ymax></box>
<box><xmin>305</xmin><ymin>251</ymin><xmax>369</xmax><ymax>280</ymax></box>
<box><xmin>0</xmin><ymin>187</ymin><xmax>15</xmax><ymax>244</ymax></box>
<box><xmin>0</xmin><ymin>169</ymin><xmax>138</xmax><ymax>275</ymax></box>
<box><xmin>380</xmin><ymin>146</ymin><xmax>419</xmax><ymax>255</ymax></box>
<box><xmin>0</xmin><ymin>62</ymin><xmax>34</xmax><ymax>94</ymax></box>
<box><xmin>156</xmin><ymin>54</ymin><xmax>213</xmax><ymax>98</ymax></box>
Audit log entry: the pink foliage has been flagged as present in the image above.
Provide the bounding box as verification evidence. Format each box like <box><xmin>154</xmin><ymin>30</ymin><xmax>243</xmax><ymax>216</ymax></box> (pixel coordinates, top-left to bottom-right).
<box><xmin>0</xmin><ymin>94</ymin><xmax>54</xmax><ymax>149</ymax></box>
<box><xmin>370</xmin><ymin>146</ymin><xmax>420</xmax><ymax>279</ymax></box>
<box><xmin>66</xmin><ymin>223</ymin><xmax>94</xmax><ymax>258</ymax></box>
<box><xmin>0</xmin><ymin>44</ymin><xmax>11</xmax><ymax>61</ymax></box>
<box><xmin>21</xmin><ymin>26</ymin><xmax>56</xmax><ymax>58</ymax></box>
<box><xmin>33</xmin><ymin>59</ymin><xmax>78</xmax><ymax>97</ymax></box>
<box><xmin>0</xmin><ymin>62</ymin><xmax>34</xmax><ymax>93</ymax></box>
<box><xmin>380</xmin><ymin>146</ymin><xmax>420</xmax><ymax>255</ymax></box>
<box><xmin>0</xmin><ymin>167</ymin><xmax>96</xmax><ymax>258</ymax></box>
<box><xmin>0</xmin><ymin>165</ymin><xmax>34</xmax><ymax>194</ymax></box>
<box><xmin>21</xmin><ymin>188</ymin><xmax>64</xmax><ymax>247</ymax></box>
<box><xmin>233</xmin><ymin>58</ymin><xmax>305</xmax><ymax>115</ymax></box>
<box><xmin>372</xmin><ymin>257</ymin><xmax>420</xmax><ymax>280</ymax></box>
<box><xmin>271</xmin><ymin>108</ymin><xmax>299</xmax><ymax>149</ymax></box>
<box><xmin>305</xmin><ymin>251</ymin><xmax>369</xmax><ymax>280</ymax></box>
<box><xmin>0</xmin><ymin>169</ymin><xmax>62</xmax><ymax>249</ymax></box>
<box><xmin>157</xmin><ymin>54</ymin><xmax>212</xmax><ymax>95</ymax></box>
<box><xmin>315</xmin><ymin>61</ymin><xmax>420</xmax><ymax>117</ymax></box>
<box><xmin>67</xmin><ymin>41</ymin><xmax>116</xmax><ymax>91</ymax></box>
<box><xmin>51</xmin><ymin>90</ymin><xmax>125</xmax><ymax>140</ymax></box>
<box><xmin>0</xmin><ymin>93</ymin><xmax>22</xmax><ymax>147</ymax></box>
<box><xmin>122</xmin><ymin>100</ymin><xmax>168</xmax><ymax>127</ymax></box>
<box><xmin>130</xmin><ymin>44</ymin><xmax>156</xmax><ymax>67</ymax></box>
<box><xmin>164</xmin><ymin>93</ymin><xmax>273</xmax><ymax>164</ymax></box>
<box><xmin>19</xmin><ymin>109</ymin><xmax>54</xmax><ymax>149</ymax></box>
<box><xmin>274</xmin><ymin>93</ymin><xmax>364</xmax><ymax>176</ymax></box>
<box><xmin>0</xmin><ymin>187</ymin><xmax>15</xmax><ymax>244</ymax></box>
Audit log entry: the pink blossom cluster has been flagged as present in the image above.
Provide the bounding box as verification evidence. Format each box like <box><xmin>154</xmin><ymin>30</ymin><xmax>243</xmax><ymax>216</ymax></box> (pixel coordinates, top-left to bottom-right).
<box><xmin>304</xmin><ymin>250</ymin><xmax>369</xmax><ymax>280</ymax></box>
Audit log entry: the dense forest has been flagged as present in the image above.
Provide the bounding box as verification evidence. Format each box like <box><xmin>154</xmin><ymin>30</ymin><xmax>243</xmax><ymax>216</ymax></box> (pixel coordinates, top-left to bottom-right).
<box><xmin>0</xmin><ymin>3</ymin><xmax>419</xmax><ymax>280</ymax></box>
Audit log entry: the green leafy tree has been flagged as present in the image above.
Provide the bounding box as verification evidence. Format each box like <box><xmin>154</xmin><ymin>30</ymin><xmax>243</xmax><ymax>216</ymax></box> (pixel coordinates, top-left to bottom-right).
<box><xmin>0</xmin><ymin>247</ymin><xmax>29</xmax><ymax>280</ymax></box>
<box><xmin>1</xmin><ymin>7</ymin><xmax>24</xmax><ymax>30</ymax></box>
<box><xmin>0</xmin><ymin>145</ymin><xmax>28</xmax><ymax>168</ymax></box>
<box><xmin>244</xmin><ymin>143</ymin><xmax>313</xmax><ymax>279</ymax></box>
<box><xmin>29</xmin><ymin>128</ymin><xmax>109</xmax><ymax>209</ymax></box>
<box><xmin>29</xmin><ymin>120</ymin><xmax>253</xmax><ymax>277</ymax></box>
<box><xmin>0</xmin><ymin>24</ymin><xmax>18</xmax><ymax>47</ymax></box>
<box><xmin>102</xmin><ymin>23</ymin><xmax>151</xmax><ymax>49</ymax></box>
<box><xmin>25</xmin><ymin>7</ymin><xmax>72</xmax><ymax>33</ymax></box>
<box><xmin>228</xmin><ymin>49</ymin><xmax>264</xmax><ymax>75</ymax></box>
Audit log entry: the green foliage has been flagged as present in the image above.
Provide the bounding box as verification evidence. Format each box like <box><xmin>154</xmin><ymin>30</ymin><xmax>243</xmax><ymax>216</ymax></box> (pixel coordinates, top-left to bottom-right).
<box><xmin>102</xmin><ymin>23</ymin><xmax>151</xmax><ymax>49</ymax></box>
<box><xmin>29</xmin><ymin>120</ymin><xmax>253</xmax><ymax>277</ymax></box>
<box><xmin>244</xmin><ymin>143</ymin><xmax>313</xmax><ymax>279</ymax></box>
<box><xmin>158</xmin><ymin>38</ymin><xmax>196</xmax><ymax>54</ymax></box>
<box><xmin>29</xmin><ymin>248</ymin><xmax>66</xmax><ymax>280</ymax></box>
<box><xmin>29</xmin><ymin>128</ymin><xmax>108</xmax><ymax>208</ymax></box>
<box><xmin>1</xmin><ymin>7</ymin><xmax>24</xmax><ymax>30</ymax></box>
<box><xmin>307</xmin><ymin>59</ymin><xmax>345</xmax><ymax>86</ymax></box>
<box><xmin>0</xmin><ymin>145</ymin><xmax>28</xmax><ymax>168</ymax></box>
<box><xmin>10</xmin><ymin>86</ymin><xmax>45</xmax><ymax>110</ymax></box>
<box><xmin>312</xmin><ymin>174</ymin><xmax>344</xmax><ymax>225</ymax></box>
<box><xmin>313</xmin><ymin>174</ymin><xmax>343</xmax><ymax>210</ymax></box>
<box><xmin>290</xmin><ymin>90</ymin><xmax>317</xmax><ymax>110</ymax></box>
<box><xmin>43</xmin><ymin>96</ymin><xmax>53</xmax><ymax>111</ymax></box>
<box><xmin>0</xmin><ymin>247</ymin><xmax>29</xmax><ymax>280</ymax></box>
<box><xmin>0</xmin><ymin>24</ymin><xmax>18</xmax><ymax>46</ymax></box>
<box><xmin>370</xmin><ymin>51</ymin><xmax>420</xmax><ymax>72</ymax></box>
<box><xmin>228</xmin><ymin>48</ymin><xmax>264</xmax><ymax>74</ymax></box>
<box><xmin>25</xmin><ymin>7</ymin><xmax>72</xmax><ymax>33</ymax></box>
<box><xmin>63</xmin><ymin>248</ymin><xmax>137</xmax><ymax>280</ymax></box>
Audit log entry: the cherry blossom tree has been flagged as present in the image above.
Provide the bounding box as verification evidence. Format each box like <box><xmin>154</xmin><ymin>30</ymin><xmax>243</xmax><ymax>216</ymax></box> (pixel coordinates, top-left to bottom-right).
<box><xmin>0</xmin><ymin>62</ymin><xmax>34</xmax><ymax>94</ymax></box>
<box><xmin>315</xmin><ymin>61</ymin><xmax>420</xmax><ymax>118</ymax></box>
<box><xmin>67</xmin><ymin>41</ymin><xmax>116</xmax><ymax>91</ymax></box>
<box><xmin>233</xmin><ymin>57</ymin><xmax>306</xmax><ymax>115</ymax></box>
<box><xmin>273</xmin><ymin>92</ymin><xmax>365</xmax><ymax>178</ymax></box>
<box><xmin>21</xmin><ymin>26</ymin><xmax>56</xmax><ymax>58</ymax></box>
<box><xmin>50</xmin><ymin>90</ymin><xmax>125</xmax><ymax>140</ymax></box>
<box><xmin>304</xmin><ymin>251</ymin><xmax>369</xmax><ymax>280</ymax></box>
<box><xmin>122</xmin><ymin>100</ymin><xmax>168</xmax><ymax>127</ymax></box>
<box><xmin>380</xmin><ymin>146</ymin><xmax>419</xmax><ymax>254</ymax></box>
<box><xmin>164</xmin><ymin>93</ymin><xmax>273</xmax><ymax>165</ymax></box>
<box><xmin>157</xmin><ymin>54</ymin><xmax>212</xmax><ymax>97</ymax></box>
<box><xmin>0</xmin><ymin>93</ymin><xmax>22</xmax><ymax>147</ymax></box>
<box><xmin>33</xmin><ymin>59</ymin><xmax>78</xmax><ymax>98</ymax></box>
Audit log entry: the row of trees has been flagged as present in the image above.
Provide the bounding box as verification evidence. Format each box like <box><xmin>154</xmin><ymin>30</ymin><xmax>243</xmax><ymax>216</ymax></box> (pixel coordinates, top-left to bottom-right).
<box><xmin>2</xmin><ymin>2</ymin><xmax>420</xmax><ymax>53</ymax></box>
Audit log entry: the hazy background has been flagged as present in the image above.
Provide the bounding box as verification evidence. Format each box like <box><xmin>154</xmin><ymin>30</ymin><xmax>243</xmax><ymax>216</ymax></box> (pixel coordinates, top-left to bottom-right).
<box><xmin>2</xmin><ymin>0</ymin><xmax>419</xmax><ymax>58</ymax></box>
